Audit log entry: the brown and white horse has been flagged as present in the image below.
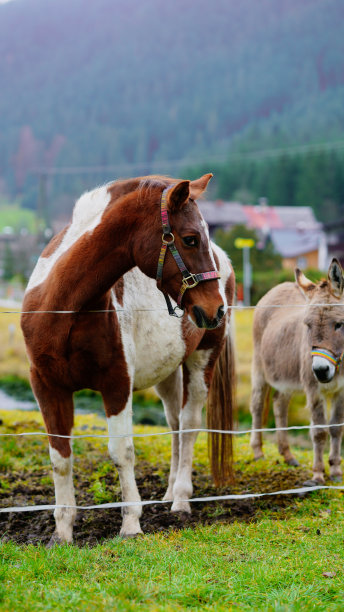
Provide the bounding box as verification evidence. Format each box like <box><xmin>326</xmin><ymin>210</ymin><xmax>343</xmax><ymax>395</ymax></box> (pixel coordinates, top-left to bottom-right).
<box><xmin>21</xmin><ymin>174</ymin><xmax>235</xmax><ymax>543</ymax></box>
<box><xmin>250</xmin><ymin>259</ymin><xmax>344</xmax><ymax>485</ymax></box>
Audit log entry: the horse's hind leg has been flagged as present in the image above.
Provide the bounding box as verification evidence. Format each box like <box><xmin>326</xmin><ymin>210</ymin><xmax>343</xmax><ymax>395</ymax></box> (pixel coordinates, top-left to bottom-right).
<box><xmin>171</xmin><ymin>352</ymin><xmax>209</xmax><ymax>515</ymax></box>
<box><xmin>102</xmin><ymin>385</ymin><xmax>142</xmax><ymax>538</ymax></box>
<box><xmin>328</xmin><ymin>393</ymin><xmax>344</xmax><ymax>482</ymax></box>
<box><xmin>155</xmin><ymin>368</ymin><xmax>182</xmax><ymax>501</ymax></box>
<box><xmin>272</xmin><ymin>391</ymin><xmax>299</xmax><ymax>466</ymax></box>
<box><xmin>250</xmin><ymin>358</ymin><xmax>269</xmax><ymax>460</ymax></box>
<box><xmin>30</xmin><ymin>369</ymin><xmax>76</xmax><ymax>545</ymax></box>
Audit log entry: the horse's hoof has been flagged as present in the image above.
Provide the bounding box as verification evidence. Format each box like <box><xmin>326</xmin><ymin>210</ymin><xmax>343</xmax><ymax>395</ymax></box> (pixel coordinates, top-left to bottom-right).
<box><xmin>253</xmin><ymin>454</ymin><xmax>265</xmax><ymax>462</ymax></box>
<box><xmin>47</xmin><ymin>533</ymin><xmax>69</xmax><ymax>548</ymax></box>
<box><xmin>120</xmin><ymin>531</ymin><xmax>143</xmax><ymax>539</ymax></box>
<box><xmin>171</xmin><ymin>500</ymin><xmax>191</xmax><ymax>514</ymax></box>
<box><xmin>285</xmin><ymin>457</ymin><xmax>300</xmax><ymax>467</ymax></box>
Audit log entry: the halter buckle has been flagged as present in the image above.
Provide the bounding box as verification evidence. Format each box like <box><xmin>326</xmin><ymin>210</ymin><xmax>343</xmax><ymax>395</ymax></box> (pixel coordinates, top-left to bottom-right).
<box><xmin>182</xmin><ymin>273</ymin><xmax>199</xmax><ymax>289</ymax></box>
<box><xmin>162</xmin><ymin>232</ymin><xmax>175</xmax><ymax>245</ymax></box>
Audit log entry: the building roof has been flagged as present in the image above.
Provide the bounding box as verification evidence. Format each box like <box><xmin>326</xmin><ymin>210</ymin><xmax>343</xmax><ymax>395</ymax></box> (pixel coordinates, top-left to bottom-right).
<box><xmin>198</xmin><ymin>200</ymin><xmax>321</xmax><ymax>232</ymax></box>
<box><xmin>269</xmin><ymin>228</ymin><xmax>322</xmax><ymax>258</ymax></box>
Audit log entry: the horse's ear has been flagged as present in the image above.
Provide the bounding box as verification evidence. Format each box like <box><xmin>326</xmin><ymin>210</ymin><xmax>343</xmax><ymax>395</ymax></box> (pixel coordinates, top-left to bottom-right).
<box><xmin>167</xmin><ymin>180</ymin><xmax>190</xmax><ymax>212</ymax></box>
<box><xmin>328</xmin><ymin>258</ymin><xmax>344</xmax><ymax>298</ymax></box>
<box><xmin>295</xmin><ymin>268</ymin><xmax>316</xmax><ymax>299</ymax></box>
<box><xmin>189</xmin><ymin>173</ymin><xmax>213</xmax><ymax>199</ymax></box>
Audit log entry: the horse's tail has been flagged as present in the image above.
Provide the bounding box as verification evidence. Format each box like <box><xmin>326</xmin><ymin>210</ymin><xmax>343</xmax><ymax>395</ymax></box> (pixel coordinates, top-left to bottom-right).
<box><xmin>206</xmin><ymin>328</ymin><xmax>236</xmax><ymax>488</ymax></box>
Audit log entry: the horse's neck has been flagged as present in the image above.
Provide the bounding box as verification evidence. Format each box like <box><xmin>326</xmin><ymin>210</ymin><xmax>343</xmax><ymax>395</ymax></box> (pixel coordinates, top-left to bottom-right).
<box><xmin>29</xmin><ymin>189</ymin><xmax>147</xmax><ymax>310</ymax></box>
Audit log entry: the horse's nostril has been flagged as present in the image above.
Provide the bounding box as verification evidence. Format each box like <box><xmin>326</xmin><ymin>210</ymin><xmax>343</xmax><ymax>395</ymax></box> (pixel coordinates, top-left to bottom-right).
<box><xmin>217</xmin><ymin>305</ymin><xmax>225</xmax><ymax>320</ymax></box>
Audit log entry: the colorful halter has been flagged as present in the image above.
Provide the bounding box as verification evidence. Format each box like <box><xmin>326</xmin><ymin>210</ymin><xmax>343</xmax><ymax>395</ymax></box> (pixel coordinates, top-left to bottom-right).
<box><xmin>311</xmin><ymin>348</ymin><xmax>344</xmax><ymax>371</ymax></box>
<box><xmin>156</xmin><ymin>185</ymin><xmax>221</xmax><ymax>317</ymax></box>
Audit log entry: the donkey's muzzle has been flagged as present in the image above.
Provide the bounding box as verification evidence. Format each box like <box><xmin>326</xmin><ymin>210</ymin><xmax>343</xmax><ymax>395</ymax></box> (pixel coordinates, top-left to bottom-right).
<box><xmin>312</xmin><ymin>356</ymin><xmax>336</xmax><ymax>384</ymax></box>
<box><xmin>192</xmin><ymin>305</ymin><xmax>225</xmax><ymax>329</ymax></box>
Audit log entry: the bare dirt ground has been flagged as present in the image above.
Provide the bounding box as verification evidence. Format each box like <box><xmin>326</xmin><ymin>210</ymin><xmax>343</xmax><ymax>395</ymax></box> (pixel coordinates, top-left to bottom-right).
<box><xmin>0</xmin><ymin>458</ymin><xmax>313</xmax><ymax>546</ymax></box>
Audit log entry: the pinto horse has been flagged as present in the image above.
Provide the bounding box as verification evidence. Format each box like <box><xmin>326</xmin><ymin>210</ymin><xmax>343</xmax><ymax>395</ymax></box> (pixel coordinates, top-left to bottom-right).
<box><xmin>21</xmin><ymin>174</ymin><xmax>235</xmax><ymax>543</ymax></box>
<box><xmin>250</xmin><ymin>259</ymin><xmax>344</xmax><ymax>485</ymax></box>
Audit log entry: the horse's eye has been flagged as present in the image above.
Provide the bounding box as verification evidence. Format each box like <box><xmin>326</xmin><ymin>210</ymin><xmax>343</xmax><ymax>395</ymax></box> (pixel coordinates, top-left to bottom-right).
<box><xmin>182</xmin><ymin>236</ymin><xmax>198</xmax><ymax>247</ymax></box>
<box><xmin>335</xmin><ymin>322</ymin><xmax>343</xmax><ymax>331</ymax></box>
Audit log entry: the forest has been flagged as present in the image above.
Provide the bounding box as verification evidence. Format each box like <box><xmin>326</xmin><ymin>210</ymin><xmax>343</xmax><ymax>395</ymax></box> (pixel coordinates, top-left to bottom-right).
<box><xmin>1</xmin><ymin>0</ymin><xmax>344</xmax><ymax>221</ymax></box>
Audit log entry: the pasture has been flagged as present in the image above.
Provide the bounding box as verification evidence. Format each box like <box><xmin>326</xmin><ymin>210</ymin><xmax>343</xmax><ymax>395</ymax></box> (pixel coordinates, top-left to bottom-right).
<box><xmin>0</xmin><ymin>309</ymin><xmax>344</xmax><ymax>609</ymax></box>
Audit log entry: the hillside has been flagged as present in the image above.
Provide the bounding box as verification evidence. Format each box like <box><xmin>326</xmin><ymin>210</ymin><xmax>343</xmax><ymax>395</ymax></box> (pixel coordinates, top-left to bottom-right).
<box><xmin>1</xmin><ymin>0</ymin><xmax>344</xmax><ymax>210</ymax></box>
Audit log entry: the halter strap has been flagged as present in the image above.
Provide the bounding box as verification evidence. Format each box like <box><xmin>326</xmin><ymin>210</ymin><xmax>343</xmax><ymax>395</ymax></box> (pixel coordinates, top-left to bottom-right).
<box><xmin>311</xmin><ymin>348</ymin><xmax>344</xmax><ymax>371</ymax></box>
<box><xmin>156</xmin><ymin>185</ymin><xmax>221</xmax><ymax>316</ymax></box>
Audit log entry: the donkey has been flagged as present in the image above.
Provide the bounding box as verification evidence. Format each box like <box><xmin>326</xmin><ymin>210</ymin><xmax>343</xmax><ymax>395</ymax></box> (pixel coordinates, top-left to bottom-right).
<box><xmin>21</xmin><ymin>174</ymin><xmax>235</xmax><ymax>544</ymax></box>
<box><xmin>250</xmin><ymin>258</ymin><xmax>344</xmax><ymax>485</ymax></box>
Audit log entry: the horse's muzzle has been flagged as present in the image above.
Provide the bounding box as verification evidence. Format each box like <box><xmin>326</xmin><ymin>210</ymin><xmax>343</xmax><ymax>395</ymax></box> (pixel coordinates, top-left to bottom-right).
<box><xmin>192</xmin><ymin>305</ymin><xmax>225</xmax><ymax>329</ymax></box>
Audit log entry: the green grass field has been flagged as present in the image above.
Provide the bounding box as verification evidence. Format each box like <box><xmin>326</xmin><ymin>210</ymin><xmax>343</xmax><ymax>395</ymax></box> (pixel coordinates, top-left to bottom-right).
<box><xmin>0</xmin><ymin>310</ymin><xmax>343</xmax><ymax>610</ymax></box>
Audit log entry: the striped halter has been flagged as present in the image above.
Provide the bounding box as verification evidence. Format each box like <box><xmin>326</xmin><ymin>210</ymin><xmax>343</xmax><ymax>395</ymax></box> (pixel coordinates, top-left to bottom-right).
<box><xmin>156</xmin><ymin>185</ymin><xmax>221</xmax><ymax>317</ymax></box>
<box><xmin>311</xmin><ymin>348</ymin><xmax>344</xmax><ymax>371</ymax></box>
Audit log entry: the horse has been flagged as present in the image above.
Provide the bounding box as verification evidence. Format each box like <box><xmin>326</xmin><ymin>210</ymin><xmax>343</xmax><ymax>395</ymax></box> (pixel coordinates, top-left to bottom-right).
<box><xmin>21</xmin><ymin>174</ymin><xmax>235</xmax><ymax>544</ymax></box>
<box><xmin>250</xmin><ymin>258</ymin><xmax>344</xmax><ymax>485</ymax></box>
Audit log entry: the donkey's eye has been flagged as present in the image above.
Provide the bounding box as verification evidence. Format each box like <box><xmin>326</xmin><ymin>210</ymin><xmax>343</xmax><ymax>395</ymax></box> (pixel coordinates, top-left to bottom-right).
<box><xmin>182</xmin><ymin>236</ymin><xmax>198</xmax><ymax>248</ymax></box>
<box><xmin>335</xmin><ymin>322</ymin><xmax>344</xmax><ymax>331</ymax></box>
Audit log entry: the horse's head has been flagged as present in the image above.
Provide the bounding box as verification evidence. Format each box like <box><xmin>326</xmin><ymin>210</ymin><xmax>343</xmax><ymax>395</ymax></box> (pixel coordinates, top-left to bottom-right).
<box><xmin>296</xmin><ymin>258</ymin><xmax>344</xmax><ymax>383</ymax></box>
<box><xmin>133</xmin><ymin>174</ymin><xmax>227</xmax><ymax>329</ymax></box>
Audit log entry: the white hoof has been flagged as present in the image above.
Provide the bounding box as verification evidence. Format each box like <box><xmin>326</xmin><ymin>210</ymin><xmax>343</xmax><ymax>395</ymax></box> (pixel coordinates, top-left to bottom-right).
<box><xmin>120</xmin><ymin>515</ymin><xmax>143</xmax><ymax>538</ymax></box>
<box><xmin>171</xmin><ymin>500</ymin><xmax>191</xmax><ymax>514</ymax></box>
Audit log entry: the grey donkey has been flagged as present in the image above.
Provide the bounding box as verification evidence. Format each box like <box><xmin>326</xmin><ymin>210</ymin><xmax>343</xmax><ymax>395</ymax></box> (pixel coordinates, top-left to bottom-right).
<box><xmin>250</xmin><ymin>258</ymin><xmax>344</xmax><ymax>485</ymax></box>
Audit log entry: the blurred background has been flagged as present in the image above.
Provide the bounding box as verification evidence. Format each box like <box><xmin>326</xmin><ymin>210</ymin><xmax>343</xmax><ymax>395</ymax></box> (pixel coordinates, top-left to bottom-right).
<box><xmin>0</xmin><ymin>0</ymin><xmax>343</xmax><ymax>425</ymax></box>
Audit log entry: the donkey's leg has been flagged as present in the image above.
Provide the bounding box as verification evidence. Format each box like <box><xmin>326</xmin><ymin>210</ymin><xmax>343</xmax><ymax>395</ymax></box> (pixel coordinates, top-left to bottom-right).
<box><xmin>31</xmin><ymin>369</ymin><xmax>76</xmax><ymax>545</ymax></box>
<box><xmin>307</xmin><ymin>393</ymin><xmax>328</xmax><ymax>484</ymax></box>
<box><xmin>272</xmin><ymin>391</ymin><xmax>299</xmax><ymax>466</ymax></box>
<box><xmin>328</xmin><ymin>393</ymin><xmax>344</xmax><ymax>482</ymax></box>
<box><xmin>171</xmin><ymin>352</ymin><xmax>209</xmax><ymax>514</ymax></box>
<box><xmin>155</xmin><ymin>368</ymin><xmax>182</xmax><ymax>501</ymax></box>
<box><xmin>103</xmin><ymin>387</ymin><xmax>142</xmax><ymax>538</ymax></box>
<box><xmin>250</xmin><ymin>358</ymin><xmax>269</xmax><ymax>460</ymax></box>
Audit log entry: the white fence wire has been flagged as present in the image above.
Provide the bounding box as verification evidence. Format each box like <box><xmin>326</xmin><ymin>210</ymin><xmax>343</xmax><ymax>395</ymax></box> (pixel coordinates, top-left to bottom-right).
<box><xmin>1</xmin><ymin>301</ymin><xmax>344</xmax><ymax>514</ymax></box>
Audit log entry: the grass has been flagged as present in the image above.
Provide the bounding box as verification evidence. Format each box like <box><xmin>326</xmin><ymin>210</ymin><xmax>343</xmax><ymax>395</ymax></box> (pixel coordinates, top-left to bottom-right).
<box><xmin>0</xmin><ymin>308</ymin><xmax>343</xmax><ymax>609</ymax></box>
<box><xmin>1</xmin><ymin>514</ymin><xmax>344</xmax><ymax>612</ymax></box>
<box><xmin>1</xmin><ymin>409</ymin><xmax>344</xmax><ymax>610</ymax></box>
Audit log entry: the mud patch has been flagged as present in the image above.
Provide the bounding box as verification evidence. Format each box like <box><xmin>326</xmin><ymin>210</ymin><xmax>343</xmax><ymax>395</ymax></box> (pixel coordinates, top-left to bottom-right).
<box><xmin>0</xmin><ymin>455</ymin><xmax>314</xmax><ymax>546</ymax></box>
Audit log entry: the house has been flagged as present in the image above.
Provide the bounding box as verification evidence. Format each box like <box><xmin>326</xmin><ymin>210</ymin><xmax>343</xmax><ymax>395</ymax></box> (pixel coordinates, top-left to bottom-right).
<box><xmin>198</xmin><ymin>199</ymin><xmax>328</xmax><ymax>271</ymax></box>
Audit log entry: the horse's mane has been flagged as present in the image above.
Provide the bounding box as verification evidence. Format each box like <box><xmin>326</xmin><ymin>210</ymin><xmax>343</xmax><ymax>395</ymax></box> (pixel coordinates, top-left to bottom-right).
<box><xmin>71</xmin><ymin>176</ymin><xmax>173</xmax><ymax>234</ymax></box>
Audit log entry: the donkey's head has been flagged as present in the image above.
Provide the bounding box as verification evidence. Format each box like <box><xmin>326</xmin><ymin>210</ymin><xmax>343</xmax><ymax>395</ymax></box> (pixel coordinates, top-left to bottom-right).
<box><xmin>133</xmin><ymin>174</ymin><xmax>226</xmax><ymax>329</ymax></box>
<box><xmin>296</xmin><ymin>258</ymin><xmax>344</xmax><ymax>383</ymax></box>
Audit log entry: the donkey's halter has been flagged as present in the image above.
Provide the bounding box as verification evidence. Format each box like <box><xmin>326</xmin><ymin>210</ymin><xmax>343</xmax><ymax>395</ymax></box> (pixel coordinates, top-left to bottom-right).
<box><xmin>156</xmin><ymin>185</ymin><xmax>221</xmax><ymax>317</ymax></box>
<box><xmin>311</xmin><ymin>348</ymin><xmax>344</xmax><ymax>371</ymax></box>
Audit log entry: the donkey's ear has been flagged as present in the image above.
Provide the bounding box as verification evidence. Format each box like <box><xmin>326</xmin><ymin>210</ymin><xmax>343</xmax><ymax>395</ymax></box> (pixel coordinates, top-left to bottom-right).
<box><xmin>167</xmin><ymin>180</ymin><xmax>190</xmax><ymax>212</ymax></box>
<box><xmin>295</xmin><ymin>268</ymin><xmax>316</xmax><ymax>299</ymax></box>
<box><xmin>328</xmin><ymin>258</ymin><xmax>344</xmax><ymax>298</ymax></box>
<box><xmin>189</xmin><ymin>173</ymin><xmax>213</xmax><ymax>199</ymax></box>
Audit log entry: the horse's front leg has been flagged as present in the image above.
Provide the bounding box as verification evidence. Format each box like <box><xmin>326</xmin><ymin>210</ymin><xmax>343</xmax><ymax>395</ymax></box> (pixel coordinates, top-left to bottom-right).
<box><xmin>102</xmin><ymin>384</ymin><xmax>142</xmax><ymax>538</ymax></box>
<box><xmin>31</xmin><ymin>369</ymin><xmax>76</xmax><ymax>545</ymax></box>
<box><xmin>328</xmin><ymin>392</ymin><xmax>344</xmax><ymax>482</ymax></box>
<box><xmin>171</xmin><ymin>353</ymin><xmax>209</xmax><ymax>514</ymax></box>
<box><xmin>155</xmin><ymin>368</ymin><xmax>182</xmax><ymax>501</ymax></box>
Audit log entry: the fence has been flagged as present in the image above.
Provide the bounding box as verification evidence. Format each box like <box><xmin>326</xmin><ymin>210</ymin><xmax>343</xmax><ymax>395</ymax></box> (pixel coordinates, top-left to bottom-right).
<box><xmin>1</xmin><ymin>302</ymin><xmax>344</xmax><ymax>514</ymax></box>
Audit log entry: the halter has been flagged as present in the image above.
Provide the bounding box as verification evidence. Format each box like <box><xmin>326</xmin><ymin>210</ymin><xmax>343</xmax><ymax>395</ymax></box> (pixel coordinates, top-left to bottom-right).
<box><xmin>156</xmin><ymin>185</ymin><xmax>221</xmax><ymax>317</ymax></box>
<box><xmin>311</xmin><ymin>348</ymin><xmax>344</xmax><ymax>371</ymax></box>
